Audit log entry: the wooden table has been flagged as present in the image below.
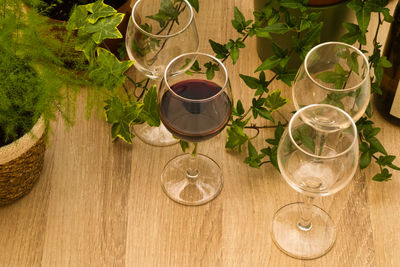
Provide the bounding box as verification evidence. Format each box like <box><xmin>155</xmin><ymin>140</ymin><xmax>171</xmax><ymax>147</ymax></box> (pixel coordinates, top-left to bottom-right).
<box><xmin>1</xmin><ymin>1</ymin><xmax>399</xmax><ymax>266</ymax></box>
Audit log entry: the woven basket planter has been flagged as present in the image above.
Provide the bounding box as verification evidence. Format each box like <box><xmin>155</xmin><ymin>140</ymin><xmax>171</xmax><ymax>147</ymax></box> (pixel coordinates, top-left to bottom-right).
<box><xmin>0</xmin><ymin>117</ymin><xmax>46</xmax><ymax>206</ymax></box>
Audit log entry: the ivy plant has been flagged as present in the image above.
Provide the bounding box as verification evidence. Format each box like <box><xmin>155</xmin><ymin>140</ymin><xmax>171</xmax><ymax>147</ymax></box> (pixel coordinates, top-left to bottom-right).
<box><xmin>67</xmin><ymin>0</ymin><xmax>399</xmax><ymax>181</ymax></box>
<box><xmin>209</xmin><ymin>0</ymin><xmax>398</xmax><ymax>181</ymax></box>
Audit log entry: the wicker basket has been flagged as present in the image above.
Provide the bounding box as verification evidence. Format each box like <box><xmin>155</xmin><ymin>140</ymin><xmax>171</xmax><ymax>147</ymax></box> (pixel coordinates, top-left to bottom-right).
<box><xmin>0</xmin><ymin>117</ymin><xmax>46</xmax><ymax>206</ymax></box>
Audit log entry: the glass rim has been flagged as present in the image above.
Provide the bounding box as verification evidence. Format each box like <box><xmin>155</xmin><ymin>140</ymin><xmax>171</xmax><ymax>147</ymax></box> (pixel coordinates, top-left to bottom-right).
<box><xmin>163</xmin><ymin>52</ymin><xmax>229</xmax><ymax>103</ymax></box>
<box><xmin>131</xmin><ymin>0</ymin><xmax>194</xmax><ymax>39</ymax></box>
<box><xmin>304</xmin><ymin>41</ymin><xmax>370</xmax><ymax>93</ymax></box>
<box><xmin>288</xmin><ymin>104</ymin><xmax>357</xmax><ymax>159</ymax></box>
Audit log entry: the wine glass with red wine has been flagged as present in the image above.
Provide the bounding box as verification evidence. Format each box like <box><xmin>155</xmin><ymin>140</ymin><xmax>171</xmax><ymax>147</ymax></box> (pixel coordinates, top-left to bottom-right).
<box><xmin>125</xmin><ymin>0</ymin><xmax>199</xmax><ymax>147</ymax></box>
<box><xmin>158</xmin><ymin>52</ymin><xmax>232</xmax><ymax>205</ymax></box>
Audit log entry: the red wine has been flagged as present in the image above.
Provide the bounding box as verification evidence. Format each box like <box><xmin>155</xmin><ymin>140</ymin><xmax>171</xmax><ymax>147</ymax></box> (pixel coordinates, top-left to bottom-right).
<box><xmin>160</xmin><ymin>79</ymin><xmax>231</xmax><ymax>142</ymax></box>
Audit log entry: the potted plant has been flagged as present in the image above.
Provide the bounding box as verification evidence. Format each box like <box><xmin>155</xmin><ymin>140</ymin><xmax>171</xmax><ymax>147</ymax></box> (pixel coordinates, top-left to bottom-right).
<box><xmin>25</xmin><ymin>0</ymin><xmax>133</xmax><ymax>57</ymax></box>
<box><xmin>0</xmin><ymin>0</ymin><xmax>79</xmax><ymax>205</ymax></box>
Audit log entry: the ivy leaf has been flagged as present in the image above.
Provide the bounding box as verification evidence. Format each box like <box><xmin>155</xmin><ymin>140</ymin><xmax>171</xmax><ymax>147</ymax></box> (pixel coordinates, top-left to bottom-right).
<box><xmin>360</xmin><ymin>151</ymin><xmax>371</xmax><ymax>169</ymax></box>
<box><xmin>104</xmin><ymin>97</ymin><xmax>143</xmax><ymax>143</ymax></box>
<box><xmin>356</xmin><ymin>6</ymin><xmax>371</xmax><ymax>35</ymax></box>
<box><xmin>255</xmin><ymin>56</ymin><xmax>281</xmax><ymax>72</ymax></box>
<box><xmin>187</xmin><ymin>0</ymin><xmax>199</xmax><ymax>12</ymax></box>
<box><xmin>257</xmin><ymin>23</ymin><xmax>290</xmax><ymax>35</ymax></box>
<box><xmin>244</xmin><ymin>141</ymin><xmax>266</xmax><ymax>168</ymax></box>
<box><xmin>231</xmin><ymin>7</ymin><xmax>252</xmax><ymax>34</ymax></box>
<box><xmin>209</xmin><ymin>39</ymin><xmax>229</xmax><ymax>59</ymax></box>
<box><xmin>239</xmin><ymin>74</ymin><xmax>263</xmax><ymax>90</ymax></box>
<box><xmin>75</xmin><ymin>31</ymin><xmax>97</xmax><ymax>61</ymax></box>
<box><xmin>292</xmin><ymin>125</ymin><xmax>315</xmax><ymax>153</ymax></box>
<box><xmin>179</xmin><ymin>140</ymin><xmax>190</xmax><ymax>152</ymax></box>
<box><xmin>84</xmin><ymin>13</ymin><xmax>124</xmax><ymax>44</ymax></box>
<box><xmin>280</xmin><ymin>0</ymin><xmax>306</xmax><ymax>10</ymax></box>
<box><xmin>86</xmin><ymin>0</ymin><xmax>117</xmax><ymax>24</ymax></box>
<box><xmin>226</xmin><ymin>39</ymin><xmax>245</xmax><ymax>64</ymax></box>
<box><xmin>261</xmin><ymin>146</ymin><xmax>279</xmax><ymax>171</ymax></box>
<box><xmin>204</xmin><ymin>61</ymin><xmax>220</xmax><ymax>80</ymax></box>
<box><xmin>225</xmin><ymin>120</ymin><xmax>250</xmax><ymax>152</ymax></box>
<box><xmin>147</xmin><ymin>0</ymin><xmax>180</xmax><ymax>27</ymax></box>
<box><xmin>254</xmin><ymin>106</ymin><xmax>274</xmax><ymax>123</ymax></box>
<box><xmin>376</xmin><ymin>155</ymin><xmax>400</xmax><ymax>170</ymax></box>
<box><xmin>89</xmin><ymin>48</ymin><xmax>134</xmax><ymax>91</ymax></box>
<box><xmin>267</xmin><ymin>122</ymin><xmax>284</xmax><ymax>146</ymax></box>
<box><xmin>67</xmin><ymin>5</ymin><xmax>89</xmax><ymax>30</ymax></box>
<box><xmin>265</xmin><ymin>89</ymin><xmax>289</xmax><ymax>112</ymax></box>
<box><xmin>372</xmin><ymin>168</ymin><xmax>392</xmax><ymax>181</ymax></box>
<box><xmin>140</xmin><ymin>85</ymin><xmax>160</xmax><ymax>127</ymax></box>
<box><xmin>368</xmin><ymin>137</ymin><xmax>387</xmax><ymax>155</ymax></box>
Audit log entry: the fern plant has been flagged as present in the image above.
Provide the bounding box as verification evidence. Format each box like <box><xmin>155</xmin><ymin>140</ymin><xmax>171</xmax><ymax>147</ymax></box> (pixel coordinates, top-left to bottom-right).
<box><xmin>0</xmin><ymin>0</ymin><xmax>83</xmax><ymax>147</ymax></box>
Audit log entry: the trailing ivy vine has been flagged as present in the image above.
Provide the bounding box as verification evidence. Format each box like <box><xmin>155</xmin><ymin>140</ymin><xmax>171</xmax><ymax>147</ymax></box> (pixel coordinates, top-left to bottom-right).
<box><xmin>67</xmin><ymin>0</ymin><xmax>399</xmax><ymax>181</ymax></box>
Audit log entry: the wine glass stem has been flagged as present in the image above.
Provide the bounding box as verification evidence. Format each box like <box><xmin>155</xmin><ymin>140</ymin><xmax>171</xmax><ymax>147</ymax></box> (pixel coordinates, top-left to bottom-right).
<box><xmin>298</xmin><ymin>196</ymin><xmax>314</xmax><ymax>231</ymax></box>
<box><xmin>186</xmin><ymin>143</ymin><xmax>199</xmax><ymax>182</ymax></box>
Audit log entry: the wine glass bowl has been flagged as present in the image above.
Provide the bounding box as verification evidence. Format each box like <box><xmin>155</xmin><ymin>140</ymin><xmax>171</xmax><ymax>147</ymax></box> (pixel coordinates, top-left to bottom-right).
<box><xmin>272</xmin><ymin>104</ymin><xmax>359</xmax><ymax>259</ymax></box>
<box><xmin>158</xmin><ymin>52</ymin><xmax>232</xmax><ymax>205</ymax></box>
<box><xmin>126</xmin><ymin>0</ymin><xmax>199</xmax><ymax>80</ymax></box>
<box><xmin>292</xmin><ymin>42</ymin><xmax>370</xmax><ymax>122</ymax></box>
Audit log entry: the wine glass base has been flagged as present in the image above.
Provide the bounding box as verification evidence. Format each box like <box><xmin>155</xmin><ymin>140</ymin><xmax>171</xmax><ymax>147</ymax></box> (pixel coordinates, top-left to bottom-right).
<box><xmin>132</xmin><ymin>123</ymin><xmax>178</xmax><ymax>147</ymax></box>
<box><xmin>161</xmin><ymin>154</ymin><xmax>223</xmax><ymax>206</ymax></box>
<box><xmin>271</xmin><ymin>202</ymin><xmax>336</xmax><ymax>260</ymax></box>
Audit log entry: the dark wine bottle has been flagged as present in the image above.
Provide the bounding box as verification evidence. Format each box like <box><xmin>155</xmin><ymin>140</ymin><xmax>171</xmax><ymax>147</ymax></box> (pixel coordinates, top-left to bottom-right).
<box><xmin>374</xmin><ymin>3</ymin><xmax>400</xmax><ymax>125</ymax></box>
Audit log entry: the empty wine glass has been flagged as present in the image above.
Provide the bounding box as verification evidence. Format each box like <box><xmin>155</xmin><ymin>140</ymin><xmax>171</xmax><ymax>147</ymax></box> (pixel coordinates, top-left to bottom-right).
<box><xmin>125</xmin><ymin>0</ymin><xmax>199</xmax><ymax>146</ymax></box>
<box><xmin>292</xmin><ymin>42</ymin><xmax>370</xmax><ymax>122</ymax></box>
<box><xmin>158</xmin><ymin>52</ymin><xmax>232</xmax><ymax>205</ymax></box>
<box><xmin>272</xmin><ymin>104</ymin><xmax>359</xmax><ymax>259</ymax></box>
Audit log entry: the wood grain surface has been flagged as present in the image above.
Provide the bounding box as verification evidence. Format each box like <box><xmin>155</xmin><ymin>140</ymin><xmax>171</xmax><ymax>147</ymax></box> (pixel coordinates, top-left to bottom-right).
<box><xmin>0</xmin><ymin>1</ymin><xmax>399</xmax><ymax>266</ymax></box>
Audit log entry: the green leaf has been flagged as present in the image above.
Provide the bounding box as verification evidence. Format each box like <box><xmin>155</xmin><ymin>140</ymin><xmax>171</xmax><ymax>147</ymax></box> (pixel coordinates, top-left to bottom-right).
<box><xmin>254</xmin><ymin>106</ymin><xmax>274</xmax><ymax>123</ymax></box>
<box><xmin>147</xmin><ymin>0</ymin><xmax>179</xmax><ymax>27</ymax></box>
<box><xmin>356</xmin><ymin>6</ymin><xmax>371</xmax><ymax>35</ymax></box>
<box><xmin>105</xmin><ymin>97</ymin><xmax>143</xmax><ymax>143</ymax></box>
<box><xmin>244</xmin><ymin>141</ymin><xmax>265</xmax><ymax>168</ymax></box>
<box><xmin>230</xmin><ymin>45</ymin><xmax>239</xmax><ymax>65</ymax></box>
<box><xmin>280</xmin><ymin>0</ymin><xmax>306</xmax><ymax>10</ymax></box>
<box><xmin>179</xmin><ymin>140</ymin><xmax>190</xmax><ymax>152</ymax></box>
<box><xmin>236</xmin><ymin>100</ymin><xmax>244</xmax><ymax>115</ymax></box>
<box><xmin>225</xmin><ymin>120</ymin><xmax>249</xmax><ymax>152</ymax></box>
<box><xmin>255</xmin><ymin>56</ymin><xmax>281</xmax><ymax>72</ymax></box>
<box><xmin>368</xmin><ymin>137</ymin><xmax>387</xmax><ymax>155</ymax></box>
<box><xmin>204</xmin><ymin>61</ymin><xmax>219</xmax><ymax>80</ymax></box>
<box><xmin>209</xmin><ymin>39</ymin><xmax>229</xmax><ymax>59</ymax></box>
<box><xmin>67</xmin><ymin>5</ymin><xmax>89</xmax><ymax>30</ymax></box>
<box><xmin>84</xmin><ymin>13</ymin><xmax>124</xmax><ymax>44</ymax></box>
<box><xmin>360</xmin><ymin>151</ymin><xmax>371</xmax><ymax>169</ymax></box>
<box><xmin>262</xmin><ymin>146</ymin><xmax>279</xmax><ymax>171</ymax></box>
<box><xmin>292</xmin><ymin>125</ymin><xmax>315</xmax><ymax>153</ymax></box>
<box><xmin>89</xmin><ymin>48</ymin><xmax>134</xmax><ymax>91</ymax></box>
<box><xmin>86</xmin><ymin>0</ymin><xmax>117</xmax><ymax>24</ymax></box>
<box><xmin>381</xmin><ymin>8</ymin><xmax>394</xmax><ymax>23</ymax></box>
<box><xmin>111</xmin><ymin>122</ymin><xmax>133</xmax><ymax>143</ymax></box>
<box><xmin>376</xmin><ymin>155</ymin><xmax>400</xmax><ymax>170</ymax></box>
<box><xmin>231</xmin><ymin>7</ymin><xmax>251</xmax><ymax>34</ymax></box>
<box><xmin>239</xmin><ymin>74</ymin><xmax>262</xmax><ymax>90</ymax></box>
<box><xmin>187</xmin><ymin>0</ymin><xmax>199</xmax><ymax>12</ymax></box>
<box><xmin>75</xmin><ymin>31</ymin><xmax>97</xmax><ymax>61</ymax></box>
<box><xmin>372</xmin><ymin>168</ymin><xmax>392</xmax><ymax>181</ymax></box>
<box><xmin>265</xmin><ymin>89</ymin><xmax>289</xmax><ymax>112</ymax></box>
<box><xmin>140</xmin><ymin>85</ymin><xmax>160</xmax><ymax>127</ymax></box>
<box><xmin>257</xmin><ymin>23</ymin><xmax>289</xmax><ymax>34</ymax></box>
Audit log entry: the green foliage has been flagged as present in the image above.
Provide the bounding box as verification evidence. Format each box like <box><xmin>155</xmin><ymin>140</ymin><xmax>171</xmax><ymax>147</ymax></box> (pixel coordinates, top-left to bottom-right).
<box><xmin>68</xmin><ymin>0</ymin><xmax>124</xmax><ymax>61</ymax></box>
<box><xmin>105</xmin><ymin>97</ymin><xmax>143</xmax><ymax>143</ymax></box>
<box><xmin>0</xmin><ymin>0</ymin><xmax>81</xmax><ymax>146</ymax></box>
<box><xmin>89</xmin><ymin>48</ymin><xmax>133</xmax><ymax>91</ymax></box>
<box><xmin>208</xmin><ymin>0</ymin><xmax>398</xmax><ymax>181</ymax></box>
